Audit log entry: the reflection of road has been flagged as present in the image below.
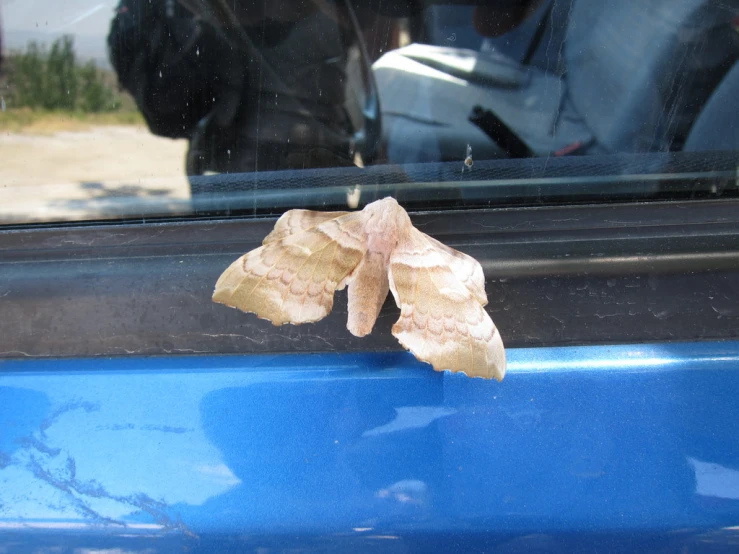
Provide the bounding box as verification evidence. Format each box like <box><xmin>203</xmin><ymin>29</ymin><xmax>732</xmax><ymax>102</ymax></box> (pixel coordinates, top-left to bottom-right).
<box><xmin>0</xmin><ymin>126</ymin><xmax>190</xmax><ymax>223</ymax></box>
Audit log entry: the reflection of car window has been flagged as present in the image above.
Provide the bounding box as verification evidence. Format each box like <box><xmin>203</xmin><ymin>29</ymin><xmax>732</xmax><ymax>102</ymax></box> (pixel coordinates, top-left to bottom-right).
<box><xmin>0</xmin><ymin>0</ymin><xmax>737</xmax><ymax>225</ymax></box>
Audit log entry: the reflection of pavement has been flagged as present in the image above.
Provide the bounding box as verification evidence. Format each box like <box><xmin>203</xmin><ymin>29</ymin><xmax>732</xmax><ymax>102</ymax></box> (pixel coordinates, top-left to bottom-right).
<box><xmin>0</xmin><ymin>126</ymin><xmax>191</xmax><ymax>223</ymax></box>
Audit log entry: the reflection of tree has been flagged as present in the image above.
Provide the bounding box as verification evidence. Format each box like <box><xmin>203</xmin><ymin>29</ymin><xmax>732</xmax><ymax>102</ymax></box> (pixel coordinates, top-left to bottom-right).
<box><xmin>6</xmin><ymin>36</ymin><xmax>121</xmax><ymax>112</ymax></box>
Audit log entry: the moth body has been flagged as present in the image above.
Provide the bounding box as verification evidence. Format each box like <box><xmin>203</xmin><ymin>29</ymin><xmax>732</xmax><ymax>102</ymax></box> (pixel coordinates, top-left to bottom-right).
<box><xmin>213</xmin><ymin>196</ymin><xmax>506</xmax><ymax>380</ymax></box>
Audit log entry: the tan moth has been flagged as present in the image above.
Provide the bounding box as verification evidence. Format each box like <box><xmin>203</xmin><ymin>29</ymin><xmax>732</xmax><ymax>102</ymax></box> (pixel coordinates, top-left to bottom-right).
<box><xmin>213</xmin><ymin>197</ymin><xmax>506</xmax><ymax>380</ymax></box>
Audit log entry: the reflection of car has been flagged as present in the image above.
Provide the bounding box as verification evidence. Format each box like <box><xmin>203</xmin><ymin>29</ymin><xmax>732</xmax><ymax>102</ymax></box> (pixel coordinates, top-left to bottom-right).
<box><xmin>1</xmin><ymin>1</ymin><xmax>739</xmax><ymax>552</ymax></box>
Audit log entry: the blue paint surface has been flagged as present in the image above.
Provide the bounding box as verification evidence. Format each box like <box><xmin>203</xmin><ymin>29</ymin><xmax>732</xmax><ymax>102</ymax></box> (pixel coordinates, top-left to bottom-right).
<box><xmin>1</xmin><ymin>342</ymin><xmax>739</xmax><ymax>552</ymax></box>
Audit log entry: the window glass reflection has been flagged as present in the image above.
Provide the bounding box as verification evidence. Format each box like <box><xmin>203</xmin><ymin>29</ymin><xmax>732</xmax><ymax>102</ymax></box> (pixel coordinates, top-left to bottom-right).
<box><xmin>0</xmin><ymin>0</ymin><xmax>737</xmax><ymax>224</ymax></box>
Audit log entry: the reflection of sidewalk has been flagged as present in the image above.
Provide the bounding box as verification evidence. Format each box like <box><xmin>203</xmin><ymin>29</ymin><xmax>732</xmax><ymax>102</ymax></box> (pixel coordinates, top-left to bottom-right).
<box><xmin>0</xmin><ymin>178</ymin><xmax>193</xmax><ymax>223</ymax></box>
<box><xmin>0</xmin><ymin>126</ymin><xmax>191</xmax><ymax>223</ymax></box>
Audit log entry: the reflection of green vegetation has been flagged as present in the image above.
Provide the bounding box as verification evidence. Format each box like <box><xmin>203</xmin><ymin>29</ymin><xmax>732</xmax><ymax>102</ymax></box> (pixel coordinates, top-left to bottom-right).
<box><xmin>0</xmin><ymin>109</ymin><xmax>144</xmax><ymax>134</ymax></box>
<box><xmin>3</xmin><ymin>35</ymin><xmax>136</xmax><ymax>115</ymax></box>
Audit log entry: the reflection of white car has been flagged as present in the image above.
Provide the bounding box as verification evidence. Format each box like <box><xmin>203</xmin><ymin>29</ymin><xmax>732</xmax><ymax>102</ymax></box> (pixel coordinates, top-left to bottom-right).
<box><xmin>373</xmin><ymin>0</ymin><xmax>739</xmax><ymax>164</ymax></box>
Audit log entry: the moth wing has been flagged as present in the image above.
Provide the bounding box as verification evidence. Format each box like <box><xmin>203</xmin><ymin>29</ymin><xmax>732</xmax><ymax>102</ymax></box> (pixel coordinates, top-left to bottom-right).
<box><xmin>263</xmin><ymin>209</ymin><xmax>350</xmax><ymax>244</ymax></box>
<box><xmin>214</xmin><ymin>211</ymin><xmax>367</xmax><ymax>325</ymax></box>
<box><xmin>388</xmin><ymin>227</ymin><xmax>505</xmax><ymax>380</ymax></box>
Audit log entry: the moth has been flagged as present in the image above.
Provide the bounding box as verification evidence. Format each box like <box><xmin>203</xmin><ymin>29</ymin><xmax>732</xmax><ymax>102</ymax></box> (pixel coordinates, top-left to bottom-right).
<box><xmin>213</xmin><ymin>197</ymin><xmax>506</xmax><ymax>380</ymax></box>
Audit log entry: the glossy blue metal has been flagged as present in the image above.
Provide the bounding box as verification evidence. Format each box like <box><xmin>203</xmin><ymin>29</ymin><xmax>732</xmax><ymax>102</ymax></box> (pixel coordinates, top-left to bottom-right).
<box><xmin>2</xmin><ymin>342</ymin><xmax>739</xmax><ymax>552</ymax></box>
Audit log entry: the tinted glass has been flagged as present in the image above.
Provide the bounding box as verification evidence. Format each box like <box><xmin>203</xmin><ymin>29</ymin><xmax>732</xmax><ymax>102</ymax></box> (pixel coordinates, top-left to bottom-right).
<box><xmin>0</xmin><ymin>0</ymin><xmax>737</xmax><ymax>224</ymax></box>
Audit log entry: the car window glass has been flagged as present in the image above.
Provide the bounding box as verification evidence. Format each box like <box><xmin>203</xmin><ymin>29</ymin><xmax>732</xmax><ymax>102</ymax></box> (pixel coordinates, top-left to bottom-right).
<box><xmin>0</xmin><ymin>0</ymin><xmax>737</xmax><ymax>224</ymax></box>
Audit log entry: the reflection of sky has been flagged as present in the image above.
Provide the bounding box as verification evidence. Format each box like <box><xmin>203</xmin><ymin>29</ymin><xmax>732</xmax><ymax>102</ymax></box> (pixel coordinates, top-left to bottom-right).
<box><xmin>2</xmin><ymin>0</ymin><xmax>115</xmax><ymax>34</ymax></box>
<box><xmin>362</xmin><ymin>406</ymin><xmax>456</xmax><ymax>437</ymax></box>
<box><xmin>689</xmin><ymin>458</ymin><xmax>739</xmax><ymax>501</ymax></box>
<box><xmin>1</xmin><ymin>0</ymin><xmax>117</xmax><ymax>65</ymax></box>
<box><xmin>0</xmin><ymin>371</ymin><xmax>245</xmax><ymax>522</ymax></box>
